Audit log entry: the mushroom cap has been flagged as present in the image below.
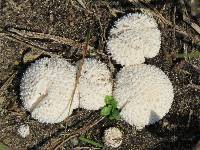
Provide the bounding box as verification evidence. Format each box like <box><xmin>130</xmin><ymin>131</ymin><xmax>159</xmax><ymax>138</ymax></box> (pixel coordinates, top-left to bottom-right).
<box><xmin>104</xmin><ymin>127</ymin><xmax>123</xmax><ymax>148</ymax></box>
<box><xmin>114</xmin><ymin>64</ymin><xmax>174</xmax><ymax>129</ymax></box>
<box><xmin>18</xmin><ymin>124</ymin><xmax>30</xmax><ymax>138</ymax></box>
<box><xmin>75</xmin><ymin>58</ymin><xmax>112</xmax><ymax>110</ymax></box>
<box><xmin>20</xmin><ymin>57</ymin><xmax>78</xmax><ymax>123</ymax></box>
<box><xmin>107</xmin><ymin>13</ymin><xmax>161</xmax><ymax>66</ymax></box>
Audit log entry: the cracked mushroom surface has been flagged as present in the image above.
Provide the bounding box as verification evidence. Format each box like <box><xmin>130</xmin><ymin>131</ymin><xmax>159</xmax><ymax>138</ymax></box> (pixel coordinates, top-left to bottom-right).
<box><xmin>20</xmin><ymin>57</ymin><xmax>78</xmax><ymax>123</ymax></box>
<box><xmin>114</xmin><ymin>64</ymin><xmax>174</xmax><ymax>129</ymax></box>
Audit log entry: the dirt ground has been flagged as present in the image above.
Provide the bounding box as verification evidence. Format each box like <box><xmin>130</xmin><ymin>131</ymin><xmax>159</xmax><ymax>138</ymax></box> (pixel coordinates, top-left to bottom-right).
<box><xmin>0</xmin><ymin>0</ymin><xmax>200</xmax><ymax>149</ymax></box>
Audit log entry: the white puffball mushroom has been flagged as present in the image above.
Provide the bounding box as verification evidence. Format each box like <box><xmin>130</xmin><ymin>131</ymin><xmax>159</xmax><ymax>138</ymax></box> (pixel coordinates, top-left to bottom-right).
<box><xmin>114</xmin><ymin>64</ymin><xmax>174</xmax><ymax>129</ymax></box>
<box><xmin>18</xmin><ymin>124</ymin><xmax>30</xmax><ymax>138</ymax></box>
<box><xmin>75</xmin><ymin>58</ymin><xmax>112</xmax><ymax>110</ymax></box>
<box><xmin>20</xmin><ymin>57</ymin><xmax>78</xmax><ymax>123</ymax></box>
<box><xmin>107</xmin><ymin>13</ymin><xmax>161</xmax><ymax>66</ymax></box>
<box><xmin>104</xmin><ymin>127</ymin><xmax>123</xmax><ymax>148</ymax></box>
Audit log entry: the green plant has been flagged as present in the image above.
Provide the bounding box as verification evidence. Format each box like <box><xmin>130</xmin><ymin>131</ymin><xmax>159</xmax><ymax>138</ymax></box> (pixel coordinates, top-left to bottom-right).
<box><xmin>79</xmin><ymin>136</ymin><xmax>103</xmax><ymax>148</ymax></box>
<box><xmin>176</xmin><ymin>51</ymin><xmax>200</xmax><ymax>59</ymax></box>
<box><xmin>0</xmin><ymin>143</ymin><xmax>9</xmax><ymax>150</ymax></box>
<box><xmin>100</xmin><ymin>96</ymin><xmax>121</xmax><ymax>120</ymax></box>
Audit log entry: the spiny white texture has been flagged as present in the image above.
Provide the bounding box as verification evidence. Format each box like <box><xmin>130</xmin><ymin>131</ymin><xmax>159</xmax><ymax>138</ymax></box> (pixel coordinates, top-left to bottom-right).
<box><xmin>20</xmin><ymin>57</ymin><xmax>78</xmax><ymax>123</ymax></box>
<box><xmin>18</xmin><ymin>125</ymin><xmax>30</xmax><ymax>138</ymax></box>
<box><xmin>104</xmin><ymin>127</ymin><xmax>123</xmax><ymax>148</ymax></box>
<box><xmin>114</xmin><ymin>65</ymin><xmax>174</xmax><ymax>129</ymax></box>
<box><xmin>75</xmin><ymin>58</ymin><xmax>112</xmax><ymax>110</ymax></box>
<box><xmin>107</xmin><ymin>13</ymin><xmax>161</xmax><ymax>66</ymax></box>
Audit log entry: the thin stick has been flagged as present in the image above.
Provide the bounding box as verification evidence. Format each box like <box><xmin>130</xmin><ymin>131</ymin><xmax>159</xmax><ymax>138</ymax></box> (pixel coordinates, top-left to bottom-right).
<box><xmin>66</xmin><ymin>30</ymin><xmax>91</xmax><ymax>116</ymax></box>
<box><xmin>52</xmin><ymin>30</ymin><xmax>90</xmax><ymax>126</ymax></box>
<box><xmin>187</xmin><ymin>83</ymin><xmax>200</xmax><ymax>90</ymax></box>
<box><xmin>74</xmin><ymin>146</ymin><xmax>101</xmax><ymax>150</ymax></box>
<box><xmin>52</xmin><ymin>117</ymin><xmax>105</xmax><ymax>150</ymax></box>
<box><xmin>3</xmin><ymin>34</ymin><xmax>54</xmax><ymax>56</ymax></box>
<box><xmin>0</xmin><ymin>71</ymin><xmax>17</xmax><ymax>97</ymax></box>
<box><xmin>172</xmin><ymin>6</ymin><xmax>176</xmax><ymax>51</ymax></box>
<box><xmin>187</xmin><ymin>109</ymin><xmax>193</xmax><ymax>128</ymax></box>
<box><xmin>7</xmin><ymin>28</ymin><xmax>85</xmax><ymax>49</ymax></box>
<box><xmin>29</xmin><ymin>92</ymin><xmax>48</xmax><ymax>112</ymax></box>
<box><xmin>130</xmin><ymin>0</ymin><xmax>200</xmax><ymax>44</ymax></box>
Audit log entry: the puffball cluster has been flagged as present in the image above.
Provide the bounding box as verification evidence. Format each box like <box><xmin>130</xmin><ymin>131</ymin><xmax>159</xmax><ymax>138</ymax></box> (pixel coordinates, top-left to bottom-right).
<box><xmin>75</xmin><ymin>58</ymin><xmax>112</xmax><ymax>110</ymax></box>
<box><xmin>20</xmin><ymin>13</ymin><xmax>174</xmax><ymax>130</ymax></box>
<box><xmin>107</xmin><ymin>13</ymin><xmax>161</xmax><ymax>66</ymax></box>
<box><xmin>20</xmin><ymin>57</ymin><xmax>78</xmax><ymax>123</ymax></box>
<box><xmin>104</xmin><ymin>127</ymin><xmax>123</xmax><ymax>148</ymax></box>
<box><xmin>20</xmin><ymin>57</ymin><xmax>112</xmax><ymax>123</ymax></box>
<box><xmin>114</xmin><ymin>65</ymin><xmax>174</xmax><ymax>129</ymax></box>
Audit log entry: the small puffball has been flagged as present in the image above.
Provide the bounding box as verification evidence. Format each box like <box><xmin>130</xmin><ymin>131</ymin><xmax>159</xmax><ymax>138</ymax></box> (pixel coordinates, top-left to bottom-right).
<box><xmin>104</xmin><ymin>127</ymin><xmax>123</xmax><ymax>148</ymax></box>
<box><xmin>107</xmin><ymin>13</ymin><xmax>161</xmax><ymax>66</ymax></box>
<box><xmin>18</xmin><ymin>124</ymin><xmax>30</xmax><ymax>138</ymax></box>
<box><xmin>20</xmin><ymin>57</ymin><xmax>78</xmax><ymax>123</ymax></box>
<box><xmin>75</xmin><ymin>58</ymin><xmax>112</xmax><ymax>110</ymax></box>
<box><xmin>114</xmin><ymin>64</ymin><xmax>174</xmax><ymax>129</ymax></box>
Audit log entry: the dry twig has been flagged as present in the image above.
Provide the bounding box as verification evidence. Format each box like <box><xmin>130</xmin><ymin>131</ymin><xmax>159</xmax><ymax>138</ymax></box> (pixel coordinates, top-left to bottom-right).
<box><xmin>0</xmin><ymin>27</ymin><xmax>94</xmax><ymax>57</ymax></box>
<box><xmin>66</xmin><ymin>30</ymin><xmax>91</xmax><ymax>116</ymax></box>
<box><xmin>187</xmin><ymin>109</ymin><xmax>193</xmax><ymax>128</ymax></box>
<box><xmin>187</xmin><ymin>83</ymin><xmax>200</xmax><ymax>90</ymax></box>
<box><xmin>129</xmin><ymin>0</ymin><xmax>200</xmax><ymax>44</ymax></box>
<box><xmin>0</xmin><ymin>72</ymin><xmax>17</xmax><ymax>97</ymax></box>
<box><xmin>7</xmin><ymin>28</ymin><xmax>90</xmax><ymax>50</ymax></box>
<box><xmin>51</xmin><ymin>116</ymin><xmax>105</xmax><ymax>150</ymax></box>
<box><xmin>1</xmin><ymin>33</ymin><xmax>54</xmax><ymax>57</ymax></box>
<box><xmin>73</xmin><ymin>146</ymin><xmax>101</xmax><ymax>150</ymax></box>
<box><xmin>172</xmin><ymin>6</ymin><xmax>176</xmax><ymax>51</ymax></box>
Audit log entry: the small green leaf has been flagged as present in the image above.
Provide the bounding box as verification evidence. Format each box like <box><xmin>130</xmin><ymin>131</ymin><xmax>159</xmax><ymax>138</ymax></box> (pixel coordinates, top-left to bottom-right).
<box><xmin>79</xmin><ymin>136</ymin><xmax>103</xmax><ymax>148</ymax></box>
<box><xmin>105</xmin><ymin>96</ymin><xmax>118</xmax><ymax>108</ymax></box>
<box><xmin>176</xmin><ymin>51</ymin><xmax>200</xmax><ymax>59</ymax></box>
<box><xmin>101</xmin><ymin>105</ymin><xmax>112</xmax><ymax>116</ymax></box>
<box><xmin>110</xmin><ymin>99</ymin><xmax>118</xmax><ymax>109</ymax></box>
<box><xmin>105</xmin><ymin>95</ymin><xmax>114</xmax><ymax>105</ymax></box>
<box><xmin>101</xmin><ymin>95</ymin><xmax>121</xmax><ymax>120</ymax></box>
<box><xmin>0</xmin><ymin>143</ymin><xmax>9</xmax><ymax>150</ymax></box>
<box><xmin>111</xmin><ymin>109</ymin><xmax>121</xmax><ymax>120</ymax></box>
